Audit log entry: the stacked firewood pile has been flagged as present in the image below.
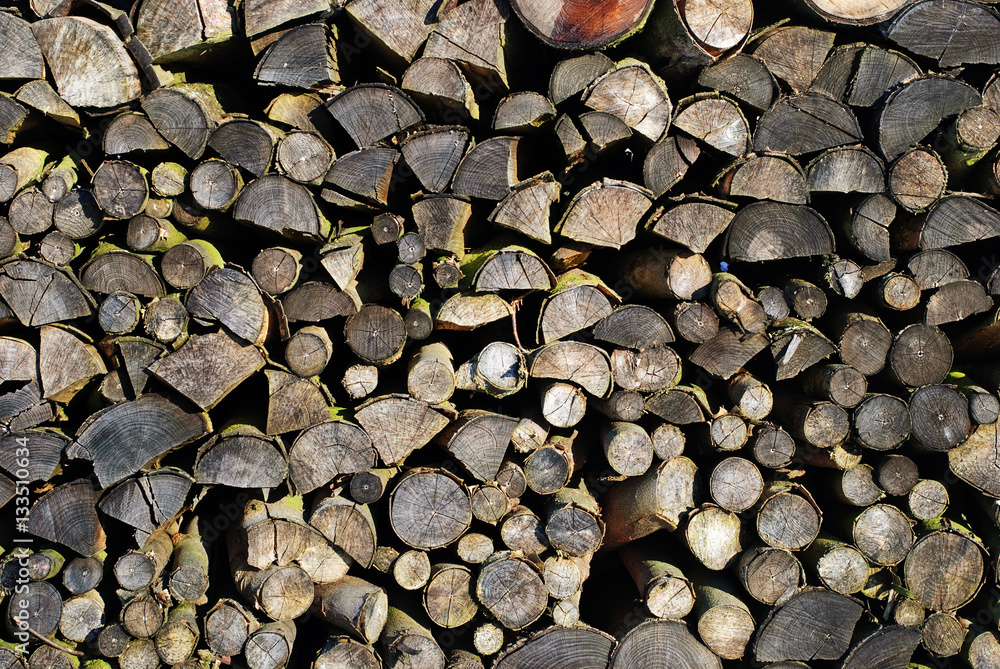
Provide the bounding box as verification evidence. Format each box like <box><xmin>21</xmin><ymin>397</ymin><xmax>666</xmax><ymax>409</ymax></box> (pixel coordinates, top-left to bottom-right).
<box><xmin>5</xmin><ymin>0</ymin><xmax>1000</xmax><ymax>666</ymax></box>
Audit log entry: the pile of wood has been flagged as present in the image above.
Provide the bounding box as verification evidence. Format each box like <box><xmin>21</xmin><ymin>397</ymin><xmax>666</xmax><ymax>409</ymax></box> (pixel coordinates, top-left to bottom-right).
<box><xmin>5</xmin><ymin>0</ymin><xmax>1000</xmax><ymax>666</ymax></box>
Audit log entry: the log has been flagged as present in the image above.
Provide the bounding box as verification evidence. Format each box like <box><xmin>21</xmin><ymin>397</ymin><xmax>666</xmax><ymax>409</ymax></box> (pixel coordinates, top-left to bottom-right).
<box><xmin>807</xmin><ymin>145</ymin><xmax>885</xmax><ymax>195</ymax></box>
<box><xmin>618</xmin><ymin>248</ymin><xmax>712</xmax><ymax>302</ymax></box>
<box><xmin>32</xmin><ymin>17</ymin><xmax>141</xmax><ymax>108</ymax></box>
<box><xmin>355</xmin><ymin>394</ymin><xmax>449</xmax><ymax>465</ymax></box>
<box><xmin>709</xmin><ymin>456</ymin><xmax>763</xmax><ymax>513</ymax></box>
<box><xmin>610</xmin><ymin>619</ymin><xmax>721</xmax><ymax>669</ymax></box>
<box><xmin>379</xmin><ymin>607</ymin><xmax>445</xmax><ymax>669</ymax></box>
<box><xmin>754</xmin><ymin>482</ymin><xmax>821</xmax><ymax>551</ymax></box>
<box><xmin>8</xmin><ymin>187</ymin><xmax>53</xmax><ymax>237</ymax></box>
<box><xmin>903</xmin><ymin>524</ymin><xmax>985</xmax><ymax>612</ymax></box>
<box><xmin>389</xmin><ymin>468</ymin><xmax>472</xmax><ymax>549</ymax></box>
<box><xmin>556</xmin><ymin>179</ymin><xmax>652</xmax><ymax>250</ymax></box>
<box><xmin>439</xmin><ymin>411</ymin><xmax>516</xmax><ymax>483</ymax></box>
<box><xmin>602</xmin><ymin>456</ymin><xmax>697</xmax><ymax>548</ymax></box>
<box><xmin>252</xmin><ymin>247</ymin><xmax>301</xmax><ymax>295</ymax></box>
<box><xmin>344</xmin><ymin>305</ymin><xmax>406</xmax><ymax>366</ymax></box>
<box><xmin>348</xmin><ymin>467</ymin><xmax>396</xmax><ymax>505</ymax></box>
<box><xmin>726</xmin><ymin>201</ymin><xmax>835</xmax><ymax>262</ymax></box>
<box><xmin>119</xmin><ymin>638</ymin><xmax>159</xmax><ymax>669</ymax></box>
<box><xmin>802</xmin><ymin>364</ymin><xmax>866</xmax><ymax>408</ymax></box>
<box><xmin>884</xmin><ymin>0</ymin><xmax>1000</xmax><ymax>67</ymax></box>
<box><xmin>643</xmin><ymin>136</ymin><xmax>700</xmax><ymax>198</ymax></box>
<box><xmin>309</xmin><ymin>493</ymin><xmax>377</xmax><ymax>568</ymax></box>
<box><xmin>114</xmin><ymin>528</ymin><xmax>173</xmax><ymax>591</ymax></box>
<box><xmin>59</xmin><ymin>588</ymin><xmax>103</xmax><ymax>643</ymax></box>
<box><xmin>751</xmin><ymin>424</ymin><xmax>795</xmax><ymax>469</ymax></box>
<box><xmin>889</xmin><ymin>323</ymin><xmax>953</xmax><ymax>387</ymax></box>
<box><xmin>833</xmin><ymin>464</ymin><xmax>884</xmax><ymax>507</ymax></box>
<box><xmin>327</xmin><ymin>84</ymin><xmax>422</xmax><ymax>149</ymax></box>
<box><xmin>719</xmin><ymin>153</ymin><xmax>807</xmax><ymax>204</ymax></box>
<box><xmin>510</xmin><ymin>0</ymin><xmax>654</xmax><ymax>50</ymax></box>
<box><xmin>803</xmin><ymin>535</ymin><xmax>869</xmax><ymax>595</ymax></box>
<box><xmin>850</xmin><ymin>503</ymin><xmax>915</xmax><ymax>567</ymax></box>
<box><xmin>840</xmin><ymin>625</ymin><xmax>920</xmax><ymax>669</ymax></box>
<box><xmin>473</xmin><ymin>624</ymin><xmax>505</xmax><ymax>658</ymax></box>
<box><xmin>500</xmin><ymin>504</ymin><xmax>549</xmax><ymax>556</ymax></box>
<box><xmin>186</xmin><ymin>266</ymin><xmax>268</xmax><ymax>344</ymax></box>
<box><xmin>476</xmin><ymin>552</ymin><xmax>547</xmax><ymax>631</ymax></box>
<box><xmin>457</xmin><ymin>533</ymin><xmax>494</xmax><ymax>565</ymax></box>
<box><xmin>255</xmin><ymin>24</ymin><xmax>338</xmax><ymax>91</ymax></box>
<box><xmin>153</xmin><ymin>602</ymin><xmax>199</xmax><ymax>665</ymax></box>
<box><xmin>142</xmin><ymin>296</ymin><xmax>188</xmax><ymax>343</ymax></box>
<box><xmin>285</xmin><ymin>326</ymin><xmax>333</xmax><ymax>378</ymax></box>
<box><xmin>753</xmin><ymin>588</ymin><xmax>863</xmax><ymax>663</ymax></box>
<box><xmin>208</xmin><ymin>118</ymin><xmax>276</xmax><ymax>178</ymax></box>
<box><xmin>964</xmin><ymin>628</ymin><xmax>1000</xmax><ymax>668</ymax></box>
<box><xmin>346</xmin><ymin>0</ymin><xmax>438</xmax><ymax>63</ymax></box>
<box><xmin>230</xmin><ymin>553</ymin><xmax>315</xmax><ymax>622</ymax></box>
<box><xmin>0</xmin><ymin>13</ymin><xmax>45</xmax><ymax>80</ymax></box>
<box><xmin>737</xmin><ymin>544</ymin><xmax>804</xmax><ymax>606</ymax></box>
<box><xmin>888</xmin><ymin>147</ymin><xmax>947</xmax><ymax>213</ymax></box>
<box><xmin>753</xmin><ymin>93</ymin><xmax>861</xmax><ymax>156</ymax></box>
<box><xmin>393</xmin><ymin>550</ymin><xmax>431</xmax><ymax>591</ymax></box>
<box><xmin>520</xmin><ymin>435</ymin><xmax>572</xmax><ymax>494</ymax></box>
<box><xmin>120</xmin><ymin>592</ymin><xmax>165</xmax><ymax>639</ymax></box>
<box><xmin>941</xmin><ymin>106</ymin><xmax>1000</xmax><ymax>185</ymax></box>
<box><xmin>672</xmin><ymin>301</ymin><xmax>719</xmax><ymax>344</ymax></box>
<box><xmin>27</xmin><ymin>479</ymin><xmax>105</xmax><ymax>556</ymax></box>
<box><xmin>908</xmin><ymin>479</ymin><xmax>949</xmax><ymax>521</ymax></box>
<box><xmin>0</xmin><ymin>258</ymin><xmax>93</xmax><ymax>326</ymax></box>
<box><xmin>424</xmin><ymin>564</ymin><xmax>478</xmax><ymax>628</ymax></box>
<box><xmin>922</xmin><ymin>611</ymin><xmax>966</xmax><ymax>658</ymax></box>
<box><xmin>828</xmin><ymin>257</ymin><xmax>866</xmax><ymax>300</ymax></box>
<box><xmin>401</xmin><ymin>58</ymin><xmax>478</xmax><ymax>122</ymax></box>
<box><xmin>877</xmin><ymin>75</ymin><xmax>981</xmax><ymax>161</ymax></box>
<box><xmin>545</xmin><ymin>484</ymin><xmax>603</xmax><ymax>556</ymax></box>
<box><xmin>0</xmin><ymin>147</ymin><xmax>46</xmax><ymax>203</ymax></box>
<box><xmin>601</xmin><ymin>422</ymin><xmax>652</xmax><ymax>476</ymax></box>
<box><xmin>146</xmin><ymin>330</ymin><xmax>264</xmax><ymax>411</ymax></box>
<box><xmin>494</xmin><ymin>92</ymin><xmax>555</xmax><ymax>133</ymax></box>
<box><xmin>703</xmin><ymin>413</ymin><xmax>749</xmax><ymax>452</ymax></box>
<box><xmin>204</xmin><ymin>599</ymin><xmax>259</xmax><ymax>657</ymax></box>
<box><xmin>166</xmin><ymin>520</ymin><xmax>209</xmax><ymax>604</ymax></box>
<box><xmin>189</xmin><ymin>159</ymin><xmax>242</xmax><ymax>211</ymax></box>
<box><xmin>97</xmin><ymin>469</ymin><xmax>191</xmax><ymax>541</ymax></box>
<box><xmin>313</xmin><ymin>576</ymin><xmax>388</xmax><ymax>643</ymax></box>
<box><xmin>313</xmin><ymin>636</ymin><xmax>380</xmax><ymax>669</ymax></box>
<box><xmin>234</xmin><ymin>174</ymin><xmax>331</xmax><ymax>241</ymax></box>
<box><xmin>909</xmin><ymin>384</ymin><xmax>970</xmax><ymax>451</ymax></box>
<box><xmin>620</xmin><ymin>538</ymin><xmax>694</xmax><ymax>619</ymax></box>
<box><xmin>96</xmin><ymin>623</ymin><xmax>130</xmax><ymax>658</ymax></box>
<box><xmin>690</xmin><ymin>571</ymin><xmax>754</xmax><ymax>660</ymax></box>
<box><xmin>684</xmin><ymin>504</ymin><xmax>741</xmax><ymax>571</ymax></box>
<box><xmin>245</xmin><ymin>620</ymin><xmax>296</xmax><ymax>669</ymax></box>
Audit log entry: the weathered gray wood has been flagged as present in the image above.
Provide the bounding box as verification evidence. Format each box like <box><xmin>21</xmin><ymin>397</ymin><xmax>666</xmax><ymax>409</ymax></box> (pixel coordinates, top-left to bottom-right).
<box><xmin>147</xmin><ymin>330</ymin><xmax>265</xmax><ymax>411</ymax></box>
<box><xmin>738</xmin><ymin>545</ymin><xmax>804</xmax><ymax>606</ymax></box>
<box><xmin>390</xmin><ymin>468</ymin><xmax>471</xmax><ymax>549</ymax></box>
<box><xmin>610</xmin><ymin>619</ymin><xmax>721</xmax><ymax>669</ymax></box>
<box><xmin>314</xmin><ymin>576</ymin><xmax>388</xmax><ymax>643</ymax></box>
<box><xmin>68</xmin><ymin>393</ymin><xmax>209</xmax><ymax>487</ymax></box>
<box><xmin>310</xmin><ymin>493</ymin><xmax>377</xmax><ymax>568</ymax></box>
<box><xmin>753</xmin><ymin>588</ymin><xmax>863</xmax><ymax>663</ymax></box>
<box><xmin>477</xmin><ymin>551</ymin><xmax>547</xmax><ymax>631</ymax></box>
<box><xmin>32</xmin><ymin>17</ymin><xmax>141</xmax><ymax>108</ymax></box>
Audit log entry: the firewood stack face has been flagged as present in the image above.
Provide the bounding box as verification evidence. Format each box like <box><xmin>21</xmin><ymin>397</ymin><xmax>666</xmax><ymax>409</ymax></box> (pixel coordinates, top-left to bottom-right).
<box><xmin>5</xmin><ymin>0</ymin><xmax>1000</xmax><ymax>666</ymax></box>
